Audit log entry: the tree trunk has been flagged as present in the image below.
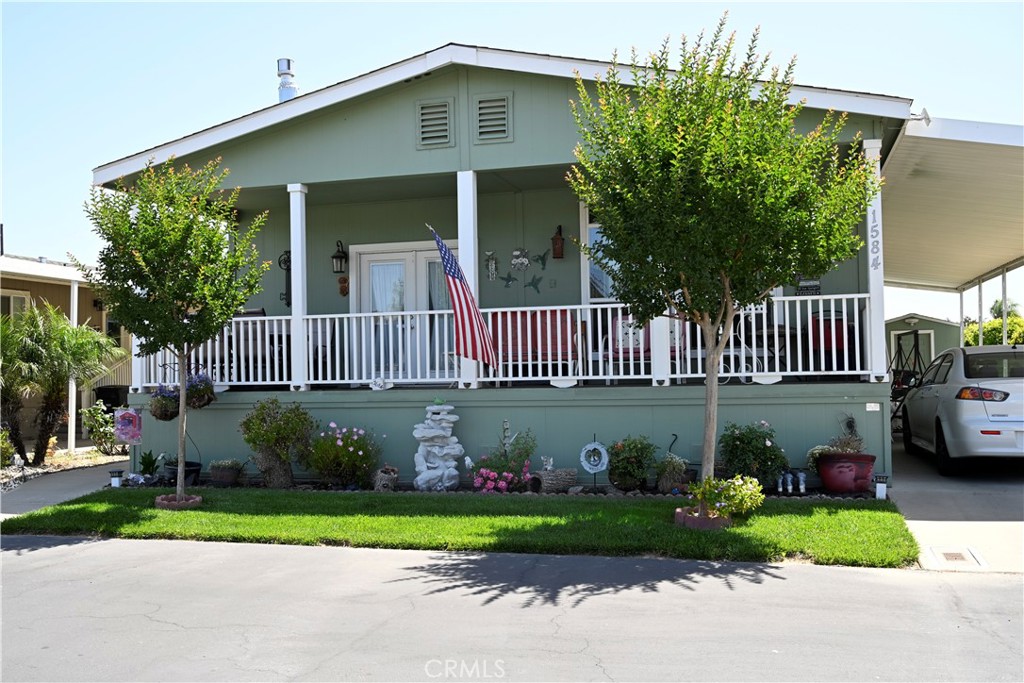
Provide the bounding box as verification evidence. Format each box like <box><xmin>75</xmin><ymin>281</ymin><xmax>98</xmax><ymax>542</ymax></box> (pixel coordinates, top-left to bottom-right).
<box><xmin>253</xmin><ymin>449</ymin><xmax>294</xmax><ymax>489</ymax></box>
<box><xmin>175</xmin><ymin>349</ymin><xmax>188</xmax><ymax>502</ymax></box>
<box><xmin>698</xmin><ymin>307</ymin><xmax>736</xmax><ymax>483</ymax></box>
<box><xmin>31</xmin><ymin>394</ymin><xmax>67</xmax><ymax>466</ymax></box>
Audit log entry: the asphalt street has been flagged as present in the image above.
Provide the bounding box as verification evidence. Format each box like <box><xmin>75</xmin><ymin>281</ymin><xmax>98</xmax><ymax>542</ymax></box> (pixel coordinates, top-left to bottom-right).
<box><xmin>2</xmin><ymin>535</ymin><xmax>1021</xmax><ymax>682</ymax></box>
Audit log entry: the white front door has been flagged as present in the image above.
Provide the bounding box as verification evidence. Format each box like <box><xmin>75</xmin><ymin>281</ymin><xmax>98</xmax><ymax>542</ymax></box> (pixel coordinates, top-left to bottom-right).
<box><xmin>355</xmin><ymin>244</ymin><xmax>455</xmax><ymax>380</ymax></box>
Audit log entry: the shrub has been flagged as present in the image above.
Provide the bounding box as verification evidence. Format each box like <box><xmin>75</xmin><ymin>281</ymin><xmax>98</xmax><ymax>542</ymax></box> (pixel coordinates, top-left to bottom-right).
<box><xmin>687</xmin><ymin>475</ymin><xmax>765</xmax><ymax>517</ymax></box>
<box><xmin>472</xmin><ymin>423</ymin><xmax>536</xmax><ymax>493</ymax></box>
<box><xmin>310</xmin><ymin>422</ymin><xmax>384</xmax><ymax>488</ymax></box>
<box><xmin>718</xmin><ymin>420</ymin><xmax>788</xmax><ymax>482</ymax></box>
<box><xmin>608</xmin><ymin>435</ymin><xmax>657</xmax><ymax>491</ymax></box>
<box><xmin>1</xmin><ymin>428</ymin><xmax>15</xmax><ymax>466</ymax></box>
<box><xmin>81</xmin><ymin>400</ymin><xmax>128</xmax><ymax>457</ymax></box>
<box><xmin>239</xmin><ymin>398</ymin><xmax>316</xmax><ymax>488</ymax></box>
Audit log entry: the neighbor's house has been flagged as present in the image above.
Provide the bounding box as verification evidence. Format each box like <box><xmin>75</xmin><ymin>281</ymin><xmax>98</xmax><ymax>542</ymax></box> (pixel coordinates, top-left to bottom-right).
<box><xmin>885</xmin><ymin>313</ymin><xmax>962</xmax><ymax>371</ymax></box>
<box><xmin>92</xmin><ymin>45</ymin><xmax>1024</xmax><ymax>481</ymax></box>
<box><xmin>0</xmin><ymin>253</ymin><xmax>132</xmax><ymax>446</ymax></box>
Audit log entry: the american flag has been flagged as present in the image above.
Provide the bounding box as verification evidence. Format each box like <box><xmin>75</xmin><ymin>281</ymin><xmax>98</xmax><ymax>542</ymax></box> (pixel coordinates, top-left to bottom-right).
<box><xmin>429</xmin><ymin>225</ymin><xmax>498</xmax><ymax>370</ymax></box>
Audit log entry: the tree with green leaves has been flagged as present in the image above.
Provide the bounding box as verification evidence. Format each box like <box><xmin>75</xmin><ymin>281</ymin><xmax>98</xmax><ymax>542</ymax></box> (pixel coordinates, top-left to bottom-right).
<box><xmin>77</xmin><ymin>157</ymin><xmax>269</xmax><ymax>502</ymax></box>
<box><xmin>964</xmin><ymin>316</ymin><xmax>1024</xmax><ymax>346</ymax></box>
<box><xmin>10</xmin><ymin>302</ymin><xmax>123</xmax><ymax>465</ymax></box>
<box><xmin>989</xmin><ymin>298</ymin><xmax>1020</xmax><ymax>320</ymax></box>
<box><xmin>568</xmin><ymin>17</ymin><xmax>881</xmax><ymax>482</ymax></box>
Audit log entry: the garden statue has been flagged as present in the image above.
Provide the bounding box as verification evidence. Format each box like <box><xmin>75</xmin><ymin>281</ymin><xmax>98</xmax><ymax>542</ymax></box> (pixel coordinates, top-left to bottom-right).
<box><xmin>412</xmin><ymin>404</ymin><xmax>464</xmax><ymax>491</ymax></box>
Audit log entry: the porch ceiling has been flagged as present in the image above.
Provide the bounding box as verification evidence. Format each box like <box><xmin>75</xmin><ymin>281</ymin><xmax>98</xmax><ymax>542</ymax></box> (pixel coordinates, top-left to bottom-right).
<box><xmin>882</xmin><ymin>118</ymin><xmax>1024</xmax><ymax>292</ymax></box>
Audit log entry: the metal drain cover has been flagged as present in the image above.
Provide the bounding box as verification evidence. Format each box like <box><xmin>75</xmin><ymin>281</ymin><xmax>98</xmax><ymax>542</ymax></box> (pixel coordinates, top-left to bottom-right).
<box><xmin>928</xmin><ymin>546</ymin><xmax>985</xmax><ymax>568</ymax></box>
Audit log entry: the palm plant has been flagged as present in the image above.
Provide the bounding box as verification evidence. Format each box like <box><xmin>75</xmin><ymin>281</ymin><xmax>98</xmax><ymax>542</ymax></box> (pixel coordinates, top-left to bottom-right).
<box><xmin>1</xmin><ymin>313</ymin><xmax>32</xmax><ymax>457</ymax></box>
<box><xmin>16</xmin><ymin>302</ymin><xmax>124</xmax><ymax>465</ymax></box>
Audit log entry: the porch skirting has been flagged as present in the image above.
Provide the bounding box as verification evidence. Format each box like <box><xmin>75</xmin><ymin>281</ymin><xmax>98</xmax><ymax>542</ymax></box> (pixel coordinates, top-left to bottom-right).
<box><xmin>127</xmin><ymin>382</ymin><xmax>892</xmax><ymax>486</ymax></box>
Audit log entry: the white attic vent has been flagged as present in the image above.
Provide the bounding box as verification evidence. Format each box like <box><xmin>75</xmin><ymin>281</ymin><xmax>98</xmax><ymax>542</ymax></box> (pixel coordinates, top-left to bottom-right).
<box><xmin>417</xmin><ymin>98</ymin><xmax>454</xmax><ymax>149</ymax></box>
<box><xmin>474</xmin><ymin>93</ymin><xmax>513</xmax><ymax>143</ymax></box>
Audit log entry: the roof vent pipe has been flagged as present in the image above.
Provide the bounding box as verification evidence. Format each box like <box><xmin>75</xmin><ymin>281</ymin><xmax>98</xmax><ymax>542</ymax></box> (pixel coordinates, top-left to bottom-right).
<box><xmin>277</xmin><ymin>58</ymin><xmax>298</xmax><ymax>103</ymax></box>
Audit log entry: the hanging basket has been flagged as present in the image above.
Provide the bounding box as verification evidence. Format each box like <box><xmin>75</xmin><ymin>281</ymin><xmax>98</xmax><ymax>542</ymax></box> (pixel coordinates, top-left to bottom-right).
<box><xmin>187</xmin><ymin>391</ymin><xmax>215</xmax><ymax>410</ymax></box>
<box><xmin>149</xmin><ymin>400</ymin><xmax>180</xmax><ymax>422</ymax></box>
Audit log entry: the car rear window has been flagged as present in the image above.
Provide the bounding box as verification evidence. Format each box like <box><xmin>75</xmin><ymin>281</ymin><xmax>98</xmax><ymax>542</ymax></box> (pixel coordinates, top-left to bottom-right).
<box><xmin>964</xmin><ymin>351</ymin><xmax>1024</xmax><ymax>379</ymax></box>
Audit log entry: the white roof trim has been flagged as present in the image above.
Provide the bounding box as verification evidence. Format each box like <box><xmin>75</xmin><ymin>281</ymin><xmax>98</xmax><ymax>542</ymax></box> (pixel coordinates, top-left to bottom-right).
<box><xmin>905</xmin><ymin>117</ymin><xmax>1024</xmax><ymax>147</ymax></box>
<box><xmin>0</xmin><ymin>254</ymin><xmax>87</xmax><ymax>284</ymax></box>
<box><xmin>93</xmin><ymin>43</ymin><xmax>913</xmax><ymax>186</ymax></box>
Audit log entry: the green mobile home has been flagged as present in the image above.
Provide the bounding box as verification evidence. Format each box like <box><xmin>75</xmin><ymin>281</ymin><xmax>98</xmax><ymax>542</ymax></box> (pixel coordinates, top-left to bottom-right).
<box><xmin>92</xmin><ymin>45</ymin><xmax>1024</xmax><ymax>482</ymax></box>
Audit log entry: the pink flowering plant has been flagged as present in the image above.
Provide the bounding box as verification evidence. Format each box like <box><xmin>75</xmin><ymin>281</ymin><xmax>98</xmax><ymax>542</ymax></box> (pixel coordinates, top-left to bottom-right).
<box><xmin>472</xmin><ymin>428</ymin><xmax>536</xmax><ymax>493</ymax></box>
<box><xmin>308</xmin><ymin>421</ymin><xmax>385</xmax><ymax>488</ymax></box>
<box><xmin>686</xmin><ymin>475</ymin><xmax>765</xmax><ymax>518</ymax></box>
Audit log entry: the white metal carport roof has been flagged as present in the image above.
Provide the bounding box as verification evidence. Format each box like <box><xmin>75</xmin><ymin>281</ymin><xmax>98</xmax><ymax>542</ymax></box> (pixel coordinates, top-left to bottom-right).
<box><xmin>881</xmin><ymin>117</ymin><xmax>1024</xmax><ymax>292</ymax></box>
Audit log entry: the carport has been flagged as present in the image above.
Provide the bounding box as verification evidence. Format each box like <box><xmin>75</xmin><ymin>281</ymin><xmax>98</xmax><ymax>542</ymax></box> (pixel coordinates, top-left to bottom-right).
<box><xmin>882</xmin><ymin>116</ymin><xmax>1024</xmax><ymax>339</ymax></box>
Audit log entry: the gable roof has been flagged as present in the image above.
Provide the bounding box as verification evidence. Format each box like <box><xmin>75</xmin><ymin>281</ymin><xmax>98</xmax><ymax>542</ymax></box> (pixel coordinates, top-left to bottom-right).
<box><xmin>93</xmin><ymin>43</ymin><xmax>913</xmax><ymax>186</ymax></box>
<box><xmin>885</xmin><ymin>312</ymin><xmax>960</xmax><ymax>327</ymax></box>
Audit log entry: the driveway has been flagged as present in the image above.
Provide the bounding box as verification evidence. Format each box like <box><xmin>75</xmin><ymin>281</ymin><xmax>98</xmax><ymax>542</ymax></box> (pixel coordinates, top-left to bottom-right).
<box><xmin>889</xmin><ymin>441</ymin><xmax>1024</xmax><ymax>573</ymax></box>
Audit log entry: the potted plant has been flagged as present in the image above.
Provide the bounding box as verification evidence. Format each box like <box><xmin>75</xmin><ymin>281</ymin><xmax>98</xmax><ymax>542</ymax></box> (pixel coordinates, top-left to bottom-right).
<box><xmin>806</xmin><ymin>426</ymin><xmax>875</xmax><ymax>494</ymax></box>
<box><xmin>655</xmin><ymin>453</ymin><xmax>693</xmax><ymax>494</ymax></box>
<box><xmin>148</xmin><ymin>384</ymin><xmax>179</xmax><ymax>421</ymax></box>
<box><xmin>675</xmin><ymin>474</ymin><xmax>765</xmax><ymax>530</ymax></box>
<box><xmin>209</xmin><ymin>459</ymin><xmax>244</xmax><ymax>487</ymax></box>
<box><xmin>717</xmin><ymin>420</ymin><xmax>789</xmax><ymax>487</ymax></box>
<box><xmin>239</xmin><ymin>398</ymin><xmax>316</xmax><ymax>489</ymax></box>
<box><xmin>608</xmin><ymin>434</ymin><xmax>656</xmax><ymax>491</ymax></box>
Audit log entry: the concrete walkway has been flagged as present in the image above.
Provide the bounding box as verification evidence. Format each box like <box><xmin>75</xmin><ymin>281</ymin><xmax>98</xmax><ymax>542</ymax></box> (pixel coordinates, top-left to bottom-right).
<box><xmin>0</xmin><ymin>460</ymin><xmax>124</xmax><ymax>520</ymax></box>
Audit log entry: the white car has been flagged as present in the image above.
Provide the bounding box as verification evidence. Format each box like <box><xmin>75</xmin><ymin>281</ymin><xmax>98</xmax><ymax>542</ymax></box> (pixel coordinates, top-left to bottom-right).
<box><xmin>902</xmin><ymin>345</ymin><xmax>1024</xmax><ymax>474</ymax></box>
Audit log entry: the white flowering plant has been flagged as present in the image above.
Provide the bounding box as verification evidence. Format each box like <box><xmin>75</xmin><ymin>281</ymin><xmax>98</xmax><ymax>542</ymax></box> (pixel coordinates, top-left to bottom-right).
<box><xmin>718</xmin><ymin>420</ymin><xmax>789</xmax><ymax>483</ymax></box>
<box><xmin>309</xmin><ymin>421</ymin><xmax>385</xmax><ymax>488</ymax></box>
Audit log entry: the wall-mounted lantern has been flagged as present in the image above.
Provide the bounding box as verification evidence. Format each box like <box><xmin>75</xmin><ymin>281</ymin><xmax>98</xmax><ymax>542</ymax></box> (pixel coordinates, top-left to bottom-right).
<box><xmin>331</xmin><ymin>240</ymin><xmax>349</xmax><ymax>274</ymax></box>
<box><xmin>278</xmin><ymin>251</ymin><xmax>291</xmax><ymax>308</ymax></box>
<box><xmin>551</xmin><ymin>225</ymin><xmax>565</xmax><ymax>259</ymax></box>
<box><xmin>93</xmin><ymin>299</ymin><xmax>105</xmax><ymax>311</ymax></box>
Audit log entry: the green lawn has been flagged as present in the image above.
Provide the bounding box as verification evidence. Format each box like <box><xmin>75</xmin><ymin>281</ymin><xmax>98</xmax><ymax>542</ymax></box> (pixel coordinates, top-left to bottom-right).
<box><xmin>0</xmin><ymin>488</ymin><xmax>920</xmax><ymax>568</ymax></box>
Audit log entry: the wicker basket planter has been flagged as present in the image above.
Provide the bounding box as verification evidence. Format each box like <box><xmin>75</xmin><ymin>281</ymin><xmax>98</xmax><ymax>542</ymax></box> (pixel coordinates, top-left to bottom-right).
<box><xmin>529</xmin><ymin>468</ymin><xmax>578</xmax><ymax>493</ymax></box>
<box><xmin>149</xmin><ymin>399</ymin><xmax>179</xmax><ymax>422</ymax></box>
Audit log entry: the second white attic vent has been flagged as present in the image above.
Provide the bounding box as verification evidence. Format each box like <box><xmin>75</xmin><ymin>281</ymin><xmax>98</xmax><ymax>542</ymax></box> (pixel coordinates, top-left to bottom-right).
<box><xmin>417</xmin><ymin>98</ymin><xmax>454</xmax><ymax>148</ymax></box>
<box><xmin>474</xmin><ymin>93</ymin><xmax>513</xmax><ymax>143</ymax></box>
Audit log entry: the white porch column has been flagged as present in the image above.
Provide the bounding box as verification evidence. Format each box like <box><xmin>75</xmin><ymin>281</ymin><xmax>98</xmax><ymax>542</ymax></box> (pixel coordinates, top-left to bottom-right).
<box><xmin>864</xmin><ymin>139</ymin><xmax>887</xmax><ymax>382</ymax></box>
<box><xmin>288</xmin><ymin>183</ymin><xmax>309</xmax><ymax>390</ymax></box>
<box><xmin>650</xmin><ymin>316</ymin><xmax>670</xmax><ymax>386</ymax></box>
<box><xmin>977</xmin><ymin>279</ymin><xmax>984</xmax><ymax>347</ymax></box>
<box><xmin>457</xmin><ymin>170</ymin><xmax>481</xmax><ymax>389</ymax></box>
<box><xmin>67</xmin><ymin>280</ymin><xmax>79</xmax><ymax>454</ymax></box>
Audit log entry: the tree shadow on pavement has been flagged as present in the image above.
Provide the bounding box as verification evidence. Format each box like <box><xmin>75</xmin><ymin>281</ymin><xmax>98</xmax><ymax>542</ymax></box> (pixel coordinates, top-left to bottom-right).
<box><xmin>395</xmin><ymin>550</ymin><xmax>786</xmax><ymax>608</ymax></box>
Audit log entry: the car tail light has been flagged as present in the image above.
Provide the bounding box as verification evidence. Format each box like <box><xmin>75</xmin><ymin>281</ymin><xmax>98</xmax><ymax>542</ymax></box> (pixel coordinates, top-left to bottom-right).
<box><xmin>955</xmin><ymin>387</ymin><xmax>1009</xmax><ymax>402</ymax></box>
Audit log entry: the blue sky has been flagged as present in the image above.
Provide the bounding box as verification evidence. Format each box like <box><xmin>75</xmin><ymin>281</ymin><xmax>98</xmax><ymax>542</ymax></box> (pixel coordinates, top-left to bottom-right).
<box><xmin>2</xmin><ymin>1</ymin><xmax>1021</xmax><ymax>321</ymax></box>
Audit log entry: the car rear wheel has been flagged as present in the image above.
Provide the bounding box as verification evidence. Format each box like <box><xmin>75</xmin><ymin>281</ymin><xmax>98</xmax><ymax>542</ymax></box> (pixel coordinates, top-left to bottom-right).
<box><xmin>902</xmin><ymin>408</ymin><xmax>920</xmax><ymax>454</ymax></box>
<box><xmin>935</xmin><ymin>423</ymin><xmax>959</xmax><ymax>476</ymax></box>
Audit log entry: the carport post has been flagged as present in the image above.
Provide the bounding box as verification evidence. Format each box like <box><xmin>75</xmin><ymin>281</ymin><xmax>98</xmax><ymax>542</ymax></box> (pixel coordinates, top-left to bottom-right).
<box><xmin>864</xmin><ymin>139</ymin><xmax>888</xmax><ymax>382</ymax></box>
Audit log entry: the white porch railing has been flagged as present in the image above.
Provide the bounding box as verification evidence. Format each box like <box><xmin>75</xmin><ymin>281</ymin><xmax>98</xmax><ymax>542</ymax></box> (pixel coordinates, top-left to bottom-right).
<box><xmin>134</xmin><ymin>294</ymin><xmax>871</xmax><ymax>390</ymax></box>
